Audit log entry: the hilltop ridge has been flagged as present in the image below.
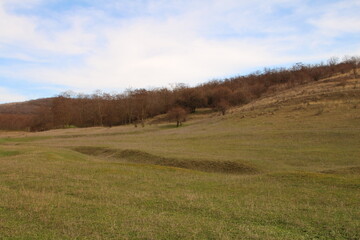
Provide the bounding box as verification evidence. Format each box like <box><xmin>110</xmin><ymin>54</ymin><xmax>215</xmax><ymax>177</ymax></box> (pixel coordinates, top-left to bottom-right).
<box><xmin>0</xmin><ymin>57</ymin><xmax>359</xmax><ymax>131</ymax></box>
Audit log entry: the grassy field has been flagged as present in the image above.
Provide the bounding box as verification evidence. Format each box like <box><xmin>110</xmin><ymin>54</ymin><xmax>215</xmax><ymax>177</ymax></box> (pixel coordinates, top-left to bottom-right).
<box><xmin>0</xmin><ymin>77</ymin><xmax>360</xmax><ymax>239</ymax></box>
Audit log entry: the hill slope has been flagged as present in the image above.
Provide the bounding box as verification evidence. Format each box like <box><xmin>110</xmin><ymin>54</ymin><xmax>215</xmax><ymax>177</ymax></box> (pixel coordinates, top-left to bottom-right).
<box><xmin>0</xmin><ymin>98</ymin><xmax>54</xmax><ymax>115</ymax></box>
<box><xmin>0</xmin><ymin>74</ymin><xmax>359</xmax><ymax>239</ymax></box>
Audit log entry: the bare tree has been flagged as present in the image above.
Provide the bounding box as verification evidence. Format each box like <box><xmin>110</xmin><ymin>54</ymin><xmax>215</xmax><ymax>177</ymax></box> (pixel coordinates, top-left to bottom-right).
<box><xmin>215</xmin><ymin>99</ymin><xmax>230</xmax><ymax>115</ymax></box>
<box><xmin>175</xmin><ymin>87</ymin><xmax>206</xmax><ymax>113</ymax></box>
<box><xmin>167</xmin><ymin>107</ymin><xmax>187</xmax><ymax>127</ymax></box>
<box><xmin>343</xmin><ymin>55</ymin><xmax>360</xmax><ymax>78</ymax></box>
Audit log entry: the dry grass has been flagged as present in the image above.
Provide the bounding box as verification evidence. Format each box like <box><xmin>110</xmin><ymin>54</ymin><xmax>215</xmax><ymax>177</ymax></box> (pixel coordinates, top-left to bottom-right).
<box><xmin>0</xmin><ymin>75</ymin><xmax>359</xmax><ymax>239</ymax></box>
<box><xmin>73</xmin><ymin>146</ymin><xmax>259</xmax><ymax>174</ymax></box>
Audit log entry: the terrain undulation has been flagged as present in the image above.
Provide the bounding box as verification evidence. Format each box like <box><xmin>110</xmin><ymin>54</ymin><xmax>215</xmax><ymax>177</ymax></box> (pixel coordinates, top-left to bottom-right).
<box><xmin>0</xmin><ymin>73</ymin><xmax>359</xmax><ymax>239</ymax></box>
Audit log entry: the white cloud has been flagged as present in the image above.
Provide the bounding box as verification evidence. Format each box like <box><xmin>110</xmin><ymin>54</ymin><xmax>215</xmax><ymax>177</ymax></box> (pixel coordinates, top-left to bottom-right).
<box><xmin>308</xmin><ymin>0</ymin><xmax>360</xmax><ymax>36</ymax></box>
<box><xmin>2</xmin><ymin>13</ymin><xmax>297</xmax><ymax>91</ymax></box>
<box><xmin>0</xmin><ymin>87</ymin><xmax>28</xmax><ymax>104</ymax></box>
<box><xmin>0</xmin><ymin>1</ymin><xmax>98</xmax><ymax>61</ymax></box>
<box><xmin>0</xmin><ymin>0</ymin><xmax>360</xmax><ymax>98</ymax></box>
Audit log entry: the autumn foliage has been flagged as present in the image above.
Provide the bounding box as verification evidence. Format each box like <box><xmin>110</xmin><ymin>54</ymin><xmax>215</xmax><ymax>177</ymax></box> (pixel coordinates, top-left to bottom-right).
<box><xmin>0</xmin><ymin>56</ymin><xmax>359</xmax><ymax>131</ymax></box>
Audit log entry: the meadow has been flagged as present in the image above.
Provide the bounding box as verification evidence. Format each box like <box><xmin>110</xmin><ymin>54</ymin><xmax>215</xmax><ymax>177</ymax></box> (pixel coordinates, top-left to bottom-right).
<box><xmin>0</xmin><ymin>76</ymin><xmax>359</xmax><ymax>239</ymax></box>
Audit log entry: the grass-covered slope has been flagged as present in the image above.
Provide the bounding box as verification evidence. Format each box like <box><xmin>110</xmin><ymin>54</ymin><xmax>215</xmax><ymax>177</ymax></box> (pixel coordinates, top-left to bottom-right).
<box><xmin>0</xmin><ymin>75</ymin><xmax>359</xmax><ymax>239</ymax></box>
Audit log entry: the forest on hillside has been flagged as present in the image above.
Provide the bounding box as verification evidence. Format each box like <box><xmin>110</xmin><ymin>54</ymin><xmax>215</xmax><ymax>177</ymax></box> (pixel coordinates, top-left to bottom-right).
<box><xmin>0</xmin><ymin>56</ymin><xmax>359</xmax><ymax>131</ymax></box>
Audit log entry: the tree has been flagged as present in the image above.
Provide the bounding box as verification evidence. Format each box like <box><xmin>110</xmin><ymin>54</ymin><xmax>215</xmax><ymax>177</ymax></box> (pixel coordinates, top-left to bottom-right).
<box><xmin>328</xmin><ymin>56</ymin><xmax>339</xmax><ymax>73</ymax></box>
<box><xmin>230</xmin><ymin>89</ymin><xmax>250</xmax><ymax>105</ymax></box>
<box><xmin>208</xmin><ymin>86</ymin><xmax>232</xmax><ymax>113</ymax></box>
<box><xmin>92</xmin><ymin>90</ymin><xmax>106</xmax><ymax>126</ymax></box>
<box><xmin>215</xmin><ymin>99</ymin><xmax>230</xmax><ymax>115</ymax></box>
<box><xmin>175</xmin><ymin>87</ymin><xmax>206</xmax><ymax>113</ymax></box>
<box><xmin>52</xmin><ymin>96</ymin><xmax>73</xmax><ymax>127</ymax></box>
<box><xmin>167</xmin><ymin>107</ymin><xmax>187</xmax><ymax>127</ymax></box>
<box><xmin>132</xmin><ymin>89</ymin><xmax>148</xmax><ymax>127</ymax></box>
<box><xmin>343</xmin><ymin>55</ymin><xmax>360</xmax><ymax>78</ymax></box>
<box><xmin>308</xmin><ymin>65</ymin><xmax>325</xmax><ymax>81</ymax></box>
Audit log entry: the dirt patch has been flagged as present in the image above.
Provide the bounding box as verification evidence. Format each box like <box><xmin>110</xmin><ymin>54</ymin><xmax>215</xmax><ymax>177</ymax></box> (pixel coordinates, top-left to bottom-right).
<box><xmin>73</xmin><ymin>146</ymin><xmax>259</xmax><ymax>175</ymax></box>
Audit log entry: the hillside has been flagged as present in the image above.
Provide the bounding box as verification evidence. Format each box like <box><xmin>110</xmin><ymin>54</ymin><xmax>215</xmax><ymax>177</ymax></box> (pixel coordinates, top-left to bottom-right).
<box><xmin>234</xmin><ymin>73</ymin><xmax>359</xmax><ymax>112</ymax></box>
<box><xmin>0</xmin><ymin>73</ymin><xmax>359</xmax><ymax>239</ymax></box>
<box><xmin>0</xmin><ymin>98</ymin><xmax>54</xmax><ymax>115</ymax></box>
<box><xmin>0</xmin><ymin>98</ymin><xmax>55</xmax><ymax>131</ymax></box>
<box><xmin>1</xmin><ymin>59</ymin><xmax>358</xmax><ymax>132</ymax></box>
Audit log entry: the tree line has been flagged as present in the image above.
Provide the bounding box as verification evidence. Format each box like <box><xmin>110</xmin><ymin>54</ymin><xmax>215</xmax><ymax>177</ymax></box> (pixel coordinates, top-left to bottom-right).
<box><xmin>1</xmin><ymin>56</ymin><xmax>359</xmax><ymax>131</ymax></box>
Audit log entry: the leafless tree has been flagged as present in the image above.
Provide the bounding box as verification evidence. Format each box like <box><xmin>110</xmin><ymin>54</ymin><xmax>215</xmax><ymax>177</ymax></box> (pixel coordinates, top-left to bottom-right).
<box><xmin>167</xmin><ymin>107</ymin><xmax>187</xmax><ymax>127</ymax></box>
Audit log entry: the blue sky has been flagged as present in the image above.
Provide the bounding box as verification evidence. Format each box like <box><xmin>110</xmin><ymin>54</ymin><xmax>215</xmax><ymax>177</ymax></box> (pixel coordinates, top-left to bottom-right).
<box><xmin>1</xmin><ymin>0</ymin><xmax>360</xmax><ymax>103</ymax></box>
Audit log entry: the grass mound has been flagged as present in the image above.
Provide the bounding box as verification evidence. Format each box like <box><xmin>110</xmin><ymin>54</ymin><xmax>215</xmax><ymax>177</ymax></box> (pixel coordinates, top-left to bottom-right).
<box><xmin>72</xmin><ymin>146</ymin><xmax>117</xmax><ymax>157</ymax></box>
<box><xmin>73</xmin><ymin>146</ymin><xmax>259</xmax><ymax>174</ymax></box>
<box><xmin>321</xmin><ymin>166</ymin><xmax>360</xmax><ymax>175</ymax></box>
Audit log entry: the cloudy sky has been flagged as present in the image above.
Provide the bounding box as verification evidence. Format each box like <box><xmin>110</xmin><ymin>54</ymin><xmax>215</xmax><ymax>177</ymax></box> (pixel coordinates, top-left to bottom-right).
<box><xmin>0</xmin><ymin>0</ymin><xmax>360</xmax><ymax>103</ymax></box>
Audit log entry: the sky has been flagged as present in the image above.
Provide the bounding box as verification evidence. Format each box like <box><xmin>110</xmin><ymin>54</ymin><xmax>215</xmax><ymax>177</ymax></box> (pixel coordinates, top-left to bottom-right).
<box><xmin>1</xmin><ymin>0</ymin><xmax>360</xmax><ymax>103</ymax></box>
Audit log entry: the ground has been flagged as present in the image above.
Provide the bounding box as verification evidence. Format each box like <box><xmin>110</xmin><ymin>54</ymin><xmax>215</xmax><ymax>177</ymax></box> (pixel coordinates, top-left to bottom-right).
<box><xmin>0</xmin><ymin>74</ymin><xmax>359</xmax><ymax>239</ymax></box>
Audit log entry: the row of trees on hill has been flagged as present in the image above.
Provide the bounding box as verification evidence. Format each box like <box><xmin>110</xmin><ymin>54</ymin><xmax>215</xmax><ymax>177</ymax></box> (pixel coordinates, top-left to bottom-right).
<box><xmin>0</xmin><ymin>114</ymin><xmax>34</xmax><ymax>131</ymax></box>
<box><xmin>1</xmin><ymin>56</ymin><xmax>359</xmax><ymax>131</ymax></box>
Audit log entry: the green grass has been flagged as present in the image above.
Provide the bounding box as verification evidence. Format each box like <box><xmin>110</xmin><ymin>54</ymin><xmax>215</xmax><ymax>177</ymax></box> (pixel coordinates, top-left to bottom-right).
<box><xmin>0</xmin><ymin>89</ymin><xmax>359</xmax><ymax>239</ymax></box>
<box><xmin>0</xmin><ymin>149</ymin><xmax>21</xmax><ymax>157</ymax></box>
<box><xmin>0</xmin><ymin>136</ymin><xmax>51</xmax><ymax>144</ymax></box>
